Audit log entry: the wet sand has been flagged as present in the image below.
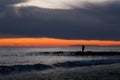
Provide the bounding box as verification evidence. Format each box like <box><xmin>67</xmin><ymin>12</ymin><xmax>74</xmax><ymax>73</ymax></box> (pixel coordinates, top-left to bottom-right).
<box><xmin>0</xmin><ymin>63</ymin><xmax>120</xmax><ymax>80</ymax></box>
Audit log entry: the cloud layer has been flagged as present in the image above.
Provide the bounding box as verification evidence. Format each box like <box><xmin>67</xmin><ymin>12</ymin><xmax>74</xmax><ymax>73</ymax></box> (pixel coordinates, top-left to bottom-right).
<box><xmin>13</xmin><ymin>0</ymin><xmax>110</xmax><ymax>9</ymax></box>
<box><xmin>0</xmin><ymin>0</ymin><xmax>120</xmax><ymax>40</ymax></box>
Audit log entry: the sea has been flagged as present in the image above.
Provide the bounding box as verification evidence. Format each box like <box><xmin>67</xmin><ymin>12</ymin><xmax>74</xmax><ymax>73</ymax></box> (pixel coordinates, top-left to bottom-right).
<box><xmin>0</xmin><ymin>46</ymin><xmax>120</xmax><ymax>79</ymax></box>
<box><xmin>0</xmin><ymin>46</ymin><xmax>120</xmax><ymax>66</ymax></box>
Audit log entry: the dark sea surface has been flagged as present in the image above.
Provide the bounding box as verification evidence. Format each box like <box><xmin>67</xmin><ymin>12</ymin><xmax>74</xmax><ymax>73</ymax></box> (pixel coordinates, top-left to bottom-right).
<box><xmin>0</xmin><ymin>46</ymin><xmax>120</xmax><ymax>75</ymax></box>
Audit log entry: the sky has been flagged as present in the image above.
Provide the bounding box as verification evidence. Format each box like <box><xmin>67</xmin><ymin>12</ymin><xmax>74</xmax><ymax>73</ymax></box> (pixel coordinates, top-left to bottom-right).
<box><xmin>0</xmin><ymin>0</ymin><xmax>120</xmax><ymax>46</ymax></box>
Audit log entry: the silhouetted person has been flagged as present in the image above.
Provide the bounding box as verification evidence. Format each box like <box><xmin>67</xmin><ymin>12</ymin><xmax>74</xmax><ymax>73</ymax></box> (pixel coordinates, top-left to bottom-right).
<box><xmin>82</xmin><ymin>45</ymin><xmax>85</xmax><ymax>52</ymax></box>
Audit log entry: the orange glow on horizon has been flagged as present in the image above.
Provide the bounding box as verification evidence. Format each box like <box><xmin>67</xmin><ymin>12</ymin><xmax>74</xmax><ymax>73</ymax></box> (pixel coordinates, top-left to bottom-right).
<box><xmin>0</xmin><ymin>38</ymin><xmax>120</xmax><ymax>47</ymax></box>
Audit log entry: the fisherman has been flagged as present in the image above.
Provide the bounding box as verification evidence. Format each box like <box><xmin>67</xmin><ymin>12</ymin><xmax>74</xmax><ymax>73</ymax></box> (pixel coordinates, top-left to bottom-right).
<box><xmin>82</xmin><ymin>45</ymin><xmax>85</xmax><ymax>52</ymax></box>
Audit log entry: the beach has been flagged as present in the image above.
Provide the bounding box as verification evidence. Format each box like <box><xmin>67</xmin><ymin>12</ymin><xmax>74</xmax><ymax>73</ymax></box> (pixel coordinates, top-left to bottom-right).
<box><xmin>0</xmin><ymin>63</ymin><xmax>120</xmax><ymax>80</ymax></box>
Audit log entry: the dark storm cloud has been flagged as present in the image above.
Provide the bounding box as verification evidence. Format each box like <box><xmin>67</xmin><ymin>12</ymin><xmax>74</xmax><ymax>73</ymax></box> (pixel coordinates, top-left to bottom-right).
<box><xmin>0</xmin><ymin>0</ymin><xmax>26</xmax><ymax>17</ymax></box>
<box><xmin>0</xmin><ymin>0</ymin><xmax>120</xmax><ymax>40</ymax></box>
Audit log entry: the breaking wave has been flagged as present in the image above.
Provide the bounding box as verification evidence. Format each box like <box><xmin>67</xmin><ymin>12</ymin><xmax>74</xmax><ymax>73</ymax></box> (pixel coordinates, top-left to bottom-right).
<box><xmin>0</xmin><ymin>59</ymin><xmax>120</xmax><ymax>74</ymax></box>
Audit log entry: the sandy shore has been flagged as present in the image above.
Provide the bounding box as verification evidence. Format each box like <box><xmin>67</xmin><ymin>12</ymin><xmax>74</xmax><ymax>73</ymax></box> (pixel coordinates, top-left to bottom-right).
<box><xmin>0</xmin><ymin>63</ymin><xmax>120</xmax><ymax>80</ymax></box>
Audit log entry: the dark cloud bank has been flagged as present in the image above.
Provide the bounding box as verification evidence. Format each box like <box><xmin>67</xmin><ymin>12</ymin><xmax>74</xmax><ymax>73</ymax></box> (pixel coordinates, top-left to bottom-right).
<box><xmin>0</xmin><ymin>0</ymin><xmax>120</xmax><ymax>40</ymax></box>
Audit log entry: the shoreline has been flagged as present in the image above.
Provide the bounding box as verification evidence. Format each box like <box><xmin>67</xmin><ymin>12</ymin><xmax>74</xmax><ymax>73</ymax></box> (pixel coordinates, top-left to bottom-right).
<box><xmin>1</xmin><ymin>58</ymin><xmax>120</xmax><ymax>74</ymax></box>
<box><xmin>0</xmin><ymin>63</ymin><xmax>120</xmax><ymax>80</ymax></box>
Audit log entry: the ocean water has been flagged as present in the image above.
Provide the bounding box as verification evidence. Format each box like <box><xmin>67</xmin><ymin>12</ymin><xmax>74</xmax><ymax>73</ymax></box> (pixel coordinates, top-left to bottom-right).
<box><xmin>0</xmin><ymin>46</ymin><xmax>120</xmax><ymax>66</ymax></box>
<box><xmin>0</xmin><ymin>46</ymin><xmax>120</xmax><ymax>75</ymax></box>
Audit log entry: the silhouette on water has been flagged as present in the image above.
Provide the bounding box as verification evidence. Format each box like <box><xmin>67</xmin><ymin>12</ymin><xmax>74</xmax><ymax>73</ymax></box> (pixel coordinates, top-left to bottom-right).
<box><xmin>82</xmin><ymin>45</ymin><xmax>85</xmax><ymax>52</ymax></box>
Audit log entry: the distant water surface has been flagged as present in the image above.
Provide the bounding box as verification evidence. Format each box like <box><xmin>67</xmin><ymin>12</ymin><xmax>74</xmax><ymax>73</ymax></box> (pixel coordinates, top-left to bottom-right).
<box><xmin>0</xmin><ymin>46</ymin><xmax>120</xmax><ymax>66</ymax></box>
